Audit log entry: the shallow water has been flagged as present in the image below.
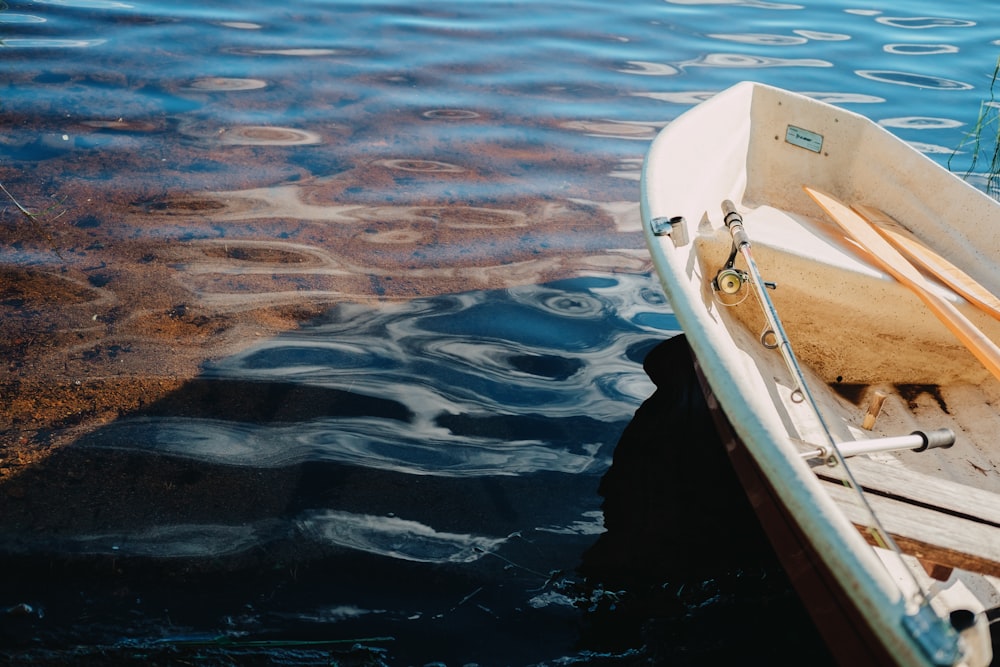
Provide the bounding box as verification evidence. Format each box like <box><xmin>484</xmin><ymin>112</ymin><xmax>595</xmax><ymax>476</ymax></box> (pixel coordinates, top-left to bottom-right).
<box><xmin>1</xmin><ymin>0</ymin><xmax>998</xmax><ymax>664</ymax></box>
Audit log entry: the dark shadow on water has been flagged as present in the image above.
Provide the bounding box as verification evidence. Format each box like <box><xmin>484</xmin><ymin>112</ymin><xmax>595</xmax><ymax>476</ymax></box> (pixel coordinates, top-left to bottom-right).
<box><xmin>0</xmin><ymin>277</ymin><xmax>831</xmax><ymax>665</ymax></box>
<box><xmin>578</xmin><ymin>335</ymin><xmax>835</xmax><ymax>665</ymax></box>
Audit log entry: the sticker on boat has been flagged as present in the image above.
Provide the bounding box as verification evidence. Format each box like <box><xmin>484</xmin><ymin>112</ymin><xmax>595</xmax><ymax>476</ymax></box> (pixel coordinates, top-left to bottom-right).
<box><xmin>785</xmin><ymin>125</ymin><xmax>823</xmax><ymax>152</ymax></box>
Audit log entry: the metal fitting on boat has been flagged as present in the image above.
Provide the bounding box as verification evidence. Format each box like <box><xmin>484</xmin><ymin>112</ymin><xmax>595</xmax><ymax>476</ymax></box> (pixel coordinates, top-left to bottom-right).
<box><xmin>910</xmin><ymin>428</ymin><xmax>956</xmax><ymax>452</ymax></box>
<box><xmin>649</xmin><ymin>216</ymin><xmax>689</xmax><ymax>247</ymax></box>
<box><xmin>800</xmin><ymin>427</ymin><xmax>955</xmax><ymax>463</ymax></box>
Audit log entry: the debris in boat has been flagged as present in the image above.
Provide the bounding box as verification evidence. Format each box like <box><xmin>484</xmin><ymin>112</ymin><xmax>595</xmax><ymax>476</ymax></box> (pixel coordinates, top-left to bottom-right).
<box><xmin>968</xmin><ymin>460</ymin><xmax>990</xmax><ymax>476</ymax></box>
<box><xmin>862</xmin><ymin>390</ymin><xmax>888</xmax><ymax>430</ymax></box>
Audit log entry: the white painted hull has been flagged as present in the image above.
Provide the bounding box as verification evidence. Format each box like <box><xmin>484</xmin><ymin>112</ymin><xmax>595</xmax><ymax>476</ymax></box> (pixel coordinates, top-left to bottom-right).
<box><xmin>641</xmin><ymin>82</ymin><xmax>1000</xmax><ymax>666</ymax></box>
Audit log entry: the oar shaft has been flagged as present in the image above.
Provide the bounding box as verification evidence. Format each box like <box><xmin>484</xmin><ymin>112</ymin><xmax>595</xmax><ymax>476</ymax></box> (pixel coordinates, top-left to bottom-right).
<box><xmin>911</xmin><ymin>283</ymin><xmax>1000</xmax><ymax>381</ymax></box>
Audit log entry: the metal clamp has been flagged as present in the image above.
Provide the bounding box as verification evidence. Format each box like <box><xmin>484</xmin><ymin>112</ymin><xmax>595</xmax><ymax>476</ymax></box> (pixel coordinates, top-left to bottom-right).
<box><xmin>650</xmin><ymin>216</ymin><xmax>689</xmax><ymax>247</ymax></box>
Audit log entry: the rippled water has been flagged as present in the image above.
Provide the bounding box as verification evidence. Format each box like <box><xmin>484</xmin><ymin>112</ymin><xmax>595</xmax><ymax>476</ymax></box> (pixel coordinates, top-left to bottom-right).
<box><xmin>1</xmin><ymin>0</ymin><xmax>998</xmax><ymax>664</ymax></box>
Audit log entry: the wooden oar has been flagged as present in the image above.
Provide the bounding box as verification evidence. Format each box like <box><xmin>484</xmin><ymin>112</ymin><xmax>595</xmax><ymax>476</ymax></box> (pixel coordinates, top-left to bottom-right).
<box><xmin>804</xmin><ymin>186</ymin><xmax>1000</xmax><ymax>383</ymax></box>
<box><xmin>852</xmin><ymin>203</ymin><xmax>1000</xmax><ymax>322</ymax></box>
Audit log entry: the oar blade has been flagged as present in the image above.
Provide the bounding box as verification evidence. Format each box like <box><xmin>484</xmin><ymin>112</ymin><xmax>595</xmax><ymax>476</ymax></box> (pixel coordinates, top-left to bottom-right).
<box><xmin>803</xmin><ymin>187</ymin><xmax>927</xmax><ymax>287</ymax></box>
<box><xmin>853</xmin><ymin>203</ymin><xmax>1000</xmax><ymax>322</ymax></box>
<box><xmin>804</xmin><ymin>186</ymin><xmax>1000</xmax><ymax>384</ymax></box>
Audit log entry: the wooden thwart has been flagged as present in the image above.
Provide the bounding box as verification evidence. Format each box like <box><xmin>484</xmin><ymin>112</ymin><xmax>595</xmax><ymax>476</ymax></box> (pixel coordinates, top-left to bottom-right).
<box><xmin>820</xmin><ymin>473</ymin><xmax>1000</xmax><ymax>578</ymax></box>
<box><xmin>815</xmin><ymin>455</ymin><xmax>1000</xmax><ymax>528</ymax></box>
<box><xmin>815</xmin><ymin>451</ymin><xmax>1000</xmax><ymax>577</ymax></box>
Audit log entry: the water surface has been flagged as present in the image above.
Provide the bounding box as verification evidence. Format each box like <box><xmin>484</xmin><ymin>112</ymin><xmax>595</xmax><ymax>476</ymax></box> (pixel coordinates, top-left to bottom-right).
<box><xmin>1</xmin><ymin>0</ymin><xmax>997</xmax><ymax>663</ymax></box>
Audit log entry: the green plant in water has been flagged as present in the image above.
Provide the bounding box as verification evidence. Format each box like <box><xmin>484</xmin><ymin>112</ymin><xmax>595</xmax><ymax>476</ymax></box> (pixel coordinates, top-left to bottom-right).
<box><xmin>949</xmin><ymin>56</ymin><xmax>1000</xmax><ymax>199</ymax></box>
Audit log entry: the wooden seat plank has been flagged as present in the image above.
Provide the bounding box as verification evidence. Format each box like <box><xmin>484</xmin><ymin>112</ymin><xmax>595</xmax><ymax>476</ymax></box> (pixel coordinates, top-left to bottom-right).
<box><xmin>820</xmin><ymin>476</ymin><xmax>1000</xmax><ymax>577</ymax></box>
<box><xmin>813</xmin><ymin>456</ymin><xmax>1000</xmax><ymax>527</ymax></box>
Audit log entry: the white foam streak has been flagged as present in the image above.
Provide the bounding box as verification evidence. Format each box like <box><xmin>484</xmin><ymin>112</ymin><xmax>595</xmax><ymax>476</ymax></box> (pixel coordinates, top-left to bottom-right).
<box><xmin>297</xmin><ymin>510</ymin><xmax>507</xmax><ymax>563</ymax></box>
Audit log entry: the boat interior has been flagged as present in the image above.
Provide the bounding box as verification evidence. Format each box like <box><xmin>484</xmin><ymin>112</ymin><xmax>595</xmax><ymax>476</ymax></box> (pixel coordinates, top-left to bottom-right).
<box><xmin>694</xmin><ymin>195</ymin><xmax>1000</xmax><ymax>656</ymax></box>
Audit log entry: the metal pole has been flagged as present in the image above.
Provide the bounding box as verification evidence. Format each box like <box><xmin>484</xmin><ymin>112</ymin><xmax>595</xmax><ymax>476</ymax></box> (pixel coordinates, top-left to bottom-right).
<box><xmin>799</xmin><ymin>428</ymin><xmax>955</xmax><ymax>462</ymax></box>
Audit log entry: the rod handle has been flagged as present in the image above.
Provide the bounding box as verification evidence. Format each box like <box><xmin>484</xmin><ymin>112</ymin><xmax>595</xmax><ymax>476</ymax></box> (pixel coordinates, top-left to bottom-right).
<box><xmin>721</xmin><ymin>200</ymin><xmax>749</xmax><ymax>248</ymax></box>
<box><xmin>722</xmin><ymin>199</ymin><xmax>741</xmax><ymax>226</ymax></box>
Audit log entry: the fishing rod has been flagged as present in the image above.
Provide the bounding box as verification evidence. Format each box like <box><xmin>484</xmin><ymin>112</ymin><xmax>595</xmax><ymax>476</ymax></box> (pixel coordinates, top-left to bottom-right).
<box><xmin>718</xmin><ymin>199</ymin><xmax>957</xmax><ymax>460</ymax></box>
<box><xmin>719</xmin><ymin>200</ymin><xmax>811</xmax><ymax>404</ymax></box>
<box><xmin>714</xmin><ymin>200</ymin><xmax>952</xmax><ymax>631</ymax></box>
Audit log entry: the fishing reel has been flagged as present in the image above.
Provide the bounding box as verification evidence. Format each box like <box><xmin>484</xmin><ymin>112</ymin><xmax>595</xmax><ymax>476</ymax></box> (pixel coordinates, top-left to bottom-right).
<box><xmin>713</xmin><ymin>267</ymin><xmax>748</xmax><ymax>295</ymax></box>
<box><xmin>712</xmin><ymin>241</ymin><xmax>749</xmax><ymax>297</ymax></box>
<box><xmin>712</xmin><ymin>235</ymin><xmax>777</xmax><ymax>299</ymax></box>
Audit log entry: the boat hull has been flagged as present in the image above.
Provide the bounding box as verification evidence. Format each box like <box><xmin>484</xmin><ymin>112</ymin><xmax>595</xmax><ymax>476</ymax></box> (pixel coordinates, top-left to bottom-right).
<box><xmin>641</xmin><ymin>81</ymin><xmax>1000</xmax><ymax>666</ymax></box>
<box><xmin>695</xmin><ymin>356</ymin><xmax>899</xmax><ymax>666</ymax></box>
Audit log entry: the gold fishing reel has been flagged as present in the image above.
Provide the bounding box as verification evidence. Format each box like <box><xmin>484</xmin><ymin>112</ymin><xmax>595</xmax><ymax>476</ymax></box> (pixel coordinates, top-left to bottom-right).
<box><xmin>711</xmin><ymin>234</ymin><xmax>775</xmax><ymax>302</ymax></box>
<box><xmin>713</xmin><ymin>267</ymin><xmax>747</xmax><ymax>295</ymax></box>
<box><xmin>711</xmin><ymin>265</ymin><xmax>750</xmax><ymax>306</ymax></box>
<box><xmin>712</xmin><ymin>234</ymin><xmax>748</xmax><ymax>299</ymax></box>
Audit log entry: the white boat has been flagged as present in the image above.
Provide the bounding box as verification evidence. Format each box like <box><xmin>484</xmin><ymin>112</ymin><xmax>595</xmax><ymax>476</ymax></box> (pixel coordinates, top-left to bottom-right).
<box><xmin>640</xmin><ymin>81</ymin><xmax>1000</xmax><ymax>666</ymax></box>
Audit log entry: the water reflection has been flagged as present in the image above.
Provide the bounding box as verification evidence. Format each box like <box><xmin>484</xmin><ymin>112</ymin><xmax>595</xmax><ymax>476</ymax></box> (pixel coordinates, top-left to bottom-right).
<box><xmin>1</xmin><ymin>37</ymin><xmax>105</xmax><ymax>47</ymax></box>
<box><xmin>680</xmin><ymin>53</ymin><xmax>832</xmax><ymax>69</ymax></box>
<box><xmin>707</xmin><ymin>33</ymin><xmax>809</xmax><ymax>46</ymax></box>
<box><xmin>630</xmin><ymin>90</ymin><xmax>722</xmax><ymax>104</ymax></box>
<box><xmin>67</xmin><ymin>523</ymin><xmax>259</xmax><ymax>559</ymax></box>
<box><xmin>875</xmin><ymin>16</ymin><xmax>975</xmax><ymax>29</ymax></box>
<box><xmin>2</xmin><ymin>0</ymin><xmax>998</xmax><ymax>661</ymax></box>
<box><xmin>218</xmin><ymin>21</ymin><xmax>261</xmax><ymax>30</ymax></box>
<box><xmin>793</xmin><ymin>30</ymin><xmax>849</xmax><ymax>41</ymax></box>
<box><xmin>856</xmin><ymin>69</ymin><xmax>973</xmax><ymax>90</ymax></box>
<box><xmin>618</xmin><ymin>60</ymin><xmax>679</xmax><ymax>76</ymax></box>
<box><xmin>559</xmin><ymin>119</ymin><xmax>659</xmax><ymax>140</ymax></box>
<box><xmin>666</xmin><ymin>0</ymin><xmax>803</xmax><ymax>8</ymax></box>
<box><xmin>0</xmin><ymin>13</ymin><xmax>46</xmax><ymax>24</ymax></box>
<box><xmin>297</xmin><ymin>510</ymin><xmax>509</xmax><ymax>563</ymax></box>
<box><xmin>883</xmin><ymin>44</ymin><xmax>959</xmax><ymax>55</ymax></box>
<box><xmin>217</xmin><ymin>126</ymin><xmax>323</xmax><ymax>146</ymax></box>
<box><xmin>421</xmin><ymin>108</ymin><xmax>481</xmax><ymax>119</ymax></box>
<box><xmin>880</xmin><ymin>117</ymin><xmax>964</xmax><ymax>130</ymax></box>
<box><xmin>31</xmin><ymin>0</ymin><xmax>133</xmax><ymax>9</ymax></box>
<box><xmin>245</xmin><ymin>48</ymin><xmax>344</xmax><ymax>57</ymax></box>
<box><xmin>5</xmin><ymin>274</ymin><xmax>675</xmax><ymax>561</ymax></box>
<box><xmin>375</xmin><ymin>158</ymin><xmax>466</xmax><ymax>173</ymax></box>
<box><xmin>89</xmin><ymin>275</ymin><xmax>667</xmax><ymax>471</ymax></box>
<box><xmin>186</xmin><ymin>77</ymin><xmax>269</xmax><ymax>91</ymax></box>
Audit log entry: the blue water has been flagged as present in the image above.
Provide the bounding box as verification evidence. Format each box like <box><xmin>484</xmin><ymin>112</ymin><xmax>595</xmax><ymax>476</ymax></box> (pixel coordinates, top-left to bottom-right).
<box><xmin>1</xmin><ymin>0</ymin><xmax>997</xmax><ymax>664</ymax></box>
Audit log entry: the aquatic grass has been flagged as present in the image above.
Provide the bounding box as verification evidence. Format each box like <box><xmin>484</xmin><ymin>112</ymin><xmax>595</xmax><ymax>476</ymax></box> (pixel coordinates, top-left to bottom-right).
<box><xmin>0</xmin><ymin>180</ymin><xmax>66</xmax><ymax>256</ymax></box>
<box><xmin>949</xmin><ymin>56</ymin><xmax>1000</xmax><ymax>199</ymax></box>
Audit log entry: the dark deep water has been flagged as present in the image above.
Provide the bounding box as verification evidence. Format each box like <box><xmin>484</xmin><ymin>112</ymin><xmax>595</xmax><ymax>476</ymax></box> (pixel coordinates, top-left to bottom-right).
<box><xmin>1</xmin><ymin>0</ymin><xmax>998</xmax><ymax>664</ymax></box>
